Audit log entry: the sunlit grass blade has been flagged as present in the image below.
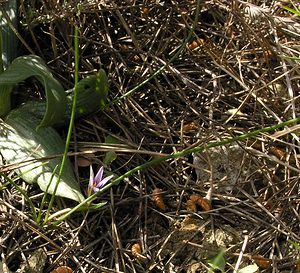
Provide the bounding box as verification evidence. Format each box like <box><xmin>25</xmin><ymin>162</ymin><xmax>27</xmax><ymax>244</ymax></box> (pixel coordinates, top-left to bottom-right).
<box><xmin>44</xmin><ymin>24</ymin><xmax>81</xmax><ymax>224</ymax></box>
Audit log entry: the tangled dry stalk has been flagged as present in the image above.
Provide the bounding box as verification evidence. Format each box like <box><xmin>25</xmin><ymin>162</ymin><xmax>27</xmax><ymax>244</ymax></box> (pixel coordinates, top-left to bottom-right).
<box><xmin>1</xmin><ymin>0</ymin><xmax>300</xmax><ymax>272</ymax></box>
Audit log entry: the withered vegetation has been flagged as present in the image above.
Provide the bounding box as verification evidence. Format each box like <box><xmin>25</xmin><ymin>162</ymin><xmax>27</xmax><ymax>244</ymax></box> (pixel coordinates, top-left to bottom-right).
<box><xmin>1</xmin><ymin>0</ymin><xmax>300</xmax><ymax>272</ymax></box>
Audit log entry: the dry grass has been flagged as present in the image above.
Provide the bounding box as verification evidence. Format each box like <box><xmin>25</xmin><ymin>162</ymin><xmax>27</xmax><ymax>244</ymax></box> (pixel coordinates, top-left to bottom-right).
<box><xmin>1</xmin><ymin>0</ymin><xmax>300</xmax><ymax>272</ymax></box>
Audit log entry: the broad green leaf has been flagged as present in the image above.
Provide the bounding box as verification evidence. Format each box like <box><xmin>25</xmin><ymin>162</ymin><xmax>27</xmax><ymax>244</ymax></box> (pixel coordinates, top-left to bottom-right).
<box><xmin>0</xmin><ymin>55</ymin><xmax>67</xmax><ymax>127</ymax></box>
<box><xmin>103</xmin><ymin>151</ymin><xmax>117</xmax><ymax>166</ymax></box>
<box><xmin>0</xmin><ymin>107</ymin><xmax>85</xmax><ymax>202</ymax></box>
<box><xmin>65</xmin><ymin>69</ymin><xmax>109</xmax><ymax>117</ymax></box>
<box><xmin>0</xmin><ymin>84</ymin><xmax>12</xmax><ymax>117</ymax></box>
<box><xmin>103</xmin><ymin>135</ymin><xmax>118</xmax><ymax>166</ymax></box>
<box><xmin>17</xmin><ymin>70</ymin><xmax>110</xmax><ymax>128</ymax></box>
<box><xmin>208</xmin><ymin>249</ymin><xmax>226</xmax><ymax>273</ymax></box>
<box><xmin>0</xmin><ymin>27</ymin><xmax>3</xmax><ymax>72</ymax></box>
<box><xmin>238</xmin><ymin>264</ymin><xmax>259</xmax><ymax>273</ymax></box>
<box><xmin>96</xmin><ymin>69</ymin><xmax>109</xmax><ymax>110</ymax></box>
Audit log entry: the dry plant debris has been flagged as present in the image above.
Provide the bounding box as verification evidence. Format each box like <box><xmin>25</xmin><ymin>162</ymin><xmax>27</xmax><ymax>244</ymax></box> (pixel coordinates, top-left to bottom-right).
<box><xmin>1</xmin><ymin>0</ymin><xmax>300</xmax><ymax>272</ymax></box>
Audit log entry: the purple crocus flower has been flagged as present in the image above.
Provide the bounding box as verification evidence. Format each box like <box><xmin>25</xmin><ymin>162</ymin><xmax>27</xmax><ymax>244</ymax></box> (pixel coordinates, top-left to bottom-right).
<box><xmin>89</xmin><ymin>165</ymin><xmax>113</xmax><ymax>194</ymax></box>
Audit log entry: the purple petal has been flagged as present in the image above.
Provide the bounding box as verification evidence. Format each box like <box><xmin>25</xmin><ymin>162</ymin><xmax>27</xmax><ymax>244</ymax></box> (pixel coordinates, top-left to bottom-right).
<box><xmin>89</xmin><ymin>165</ymin><xmax>95</xmax><ymax>188</ymax></box>
<box><xmin>92</xmin><ymin>186</ymin><xmax>100</xmax><ymax>193</ymax></box>
<box><xmin>94</xmin><ymin>166</ymin><xmax>104</xmax><ymax>186</ymax></box>
<box><xmin>97</xmin><ymin>174</ymin><xmax>114</xmax><ymax>188</ymax></box>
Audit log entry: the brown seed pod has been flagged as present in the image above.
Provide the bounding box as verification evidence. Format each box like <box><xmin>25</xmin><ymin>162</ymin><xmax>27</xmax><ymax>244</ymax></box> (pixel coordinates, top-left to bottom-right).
<box><xmin>196</xmin><ymin>196</ymin><xmax>212</xmax><ymax>211</ymax></box>
<box><xmin>248</xmin><ymin>140</ymin><xmax>290</xmax><ymax>162</ymax></box>
<box><xmin>141</xmin><ymin>6</ymin><xmax>150</xmax><ymax>17</ymax></box>
<box><xmin>262</xmin><ymin>50</ymin><xmax>276</xmax><ymax>62</ymax></box>
<box><xmin>50</xmin><ymin>266</ymin><xmax>73</xmax><ymax>273</ymax></box>
<box><xmin>151</xmin><ymin>188</ymin><xmax>166</xmax><ymax>212</ymax></box>
<box><xmin>182</xmin><ymin>122</ymin><xmax>198</xmax><ymax>133</ymax></box>
<box><xmin>190</xmin><ymin>194</ymin><xmax>201</xmax><ymax>203</ymax></box>
<box><xmin>252</xmin><ymin>255</ymin><xmax>271</xmax><ymax>269</ymax></box>
<box><xmin>189</xmin><ymin>194</ymin><xmax>212</xmax><ymax>211</ymax></box>
<box><xmin>188</xmin><ymin>38</ymin><xmax>205</xmax><ymax>50</ymax></box>
<box><xmin>186</xmin><ymin>199</ymin><xmax>197</xmax><ymax>212</ymax></box>
<box><xmin>269</xmin><ymin>146</ymin><xmax>286</xmax><ymax>160</ymax></box>
<box><xmin>131</xmin><ymin>243</ymin><xmax>142</xmax><ymax>258</ymax></box>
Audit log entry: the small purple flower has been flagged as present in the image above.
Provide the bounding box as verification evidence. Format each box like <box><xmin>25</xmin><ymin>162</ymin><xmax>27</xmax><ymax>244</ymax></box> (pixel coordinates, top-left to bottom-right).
<box><xmin>89</xmin><ymin>165</ymin><xmax>113</xmax><ymax>194</ymax></box>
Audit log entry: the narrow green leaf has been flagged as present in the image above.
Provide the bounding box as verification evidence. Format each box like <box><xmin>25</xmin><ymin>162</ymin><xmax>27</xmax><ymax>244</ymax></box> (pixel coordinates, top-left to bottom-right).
<box><xmin>284</xmin><ymin>6</ymin><xmax>300</xmax><ymax>17</ymax></box>
<box><xmin>103</xmin><ymin>135</ymin><xmax>118</xmax><ymax>165</ymax></box>
<box><xmin>0</xmin><ymin>55</ymin><xmax>67</xmax><ymax>127</ymax></box>
<box><xmin>208</xmin><ymin>249</ymin><xmax>226</xmax><ymax>273</ymax></box>
<box><xmin>89</xmin><ymin>202</ymin><xmax>107</xmax><ymax>210</ymax></box>
<box><xmin>288</xmin><ymin>239</ymin><xmax>300</xmax><ymax>251</ymax></box>
<box><xmin>96</xmin><ymin>68</ymin><xmax>109</xmax><ymax>110</ymax></box>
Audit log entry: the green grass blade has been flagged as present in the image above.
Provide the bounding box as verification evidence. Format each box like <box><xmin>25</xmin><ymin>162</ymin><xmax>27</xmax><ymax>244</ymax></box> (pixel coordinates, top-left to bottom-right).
<box><xmin>44</xmin><ymin>25</ymin><xmax>82</xmax><ymax>223</ymax></box>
